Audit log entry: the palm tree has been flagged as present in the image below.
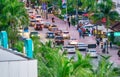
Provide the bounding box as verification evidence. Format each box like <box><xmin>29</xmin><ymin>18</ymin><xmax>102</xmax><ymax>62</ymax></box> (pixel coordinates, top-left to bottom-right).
<box><xmin>31</xmin><ymin>36</ymin><xmax>92</xmax><ymax>77</ymax></box>
<box><xmin>91</xmin><ymin>55</ymin><xmax>117</xmax><ymax>77</ymax></box>
<box><xmin>0</xmin><ymin>0</ymin><xmax>29</xmax><ymax>47</ymax></box>
<box><xmin>91</xmin><ymin>0</ymin><xmax>119</xmax><ymax>53</ymax></box>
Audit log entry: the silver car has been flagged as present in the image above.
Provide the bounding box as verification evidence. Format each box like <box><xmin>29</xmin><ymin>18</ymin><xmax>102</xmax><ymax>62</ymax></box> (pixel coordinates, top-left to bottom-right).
<box><xmin>63</xmin><ymin>45</ymin><xmax>76</xmax><ymax>54</ymax></box>
<box><xmin>75</xmin><ymin>42</ymin><xmax>88</xmax><ymax>51</ymax></box>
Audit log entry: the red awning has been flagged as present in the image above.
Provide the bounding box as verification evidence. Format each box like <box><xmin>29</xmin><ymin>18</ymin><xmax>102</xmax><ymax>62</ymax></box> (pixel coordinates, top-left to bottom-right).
<box><xmin>101</xmin><ymin>17</ymin><xmax>106</xmax><ymax>23</ymax></box>
<box><xmin>83</xmin><ymin>13</ymin><xmax>89</xmax><ymax>17</ymax></box>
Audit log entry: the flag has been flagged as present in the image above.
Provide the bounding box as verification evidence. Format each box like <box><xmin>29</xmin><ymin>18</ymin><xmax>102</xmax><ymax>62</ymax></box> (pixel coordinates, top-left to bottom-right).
<box><xmin>42</xmin><ymin>3</ymin><xmax>47</xmax><ymax>10</ymax></box>
<box><xmin>62</xmin><ymin>0</ymin><xmax>66</xmax><ymax>8</ymax></box>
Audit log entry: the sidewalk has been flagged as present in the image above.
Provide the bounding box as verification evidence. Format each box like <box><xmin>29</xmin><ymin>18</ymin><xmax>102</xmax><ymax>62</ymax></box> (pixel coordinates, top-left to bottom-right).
<box><xmin>44</xmin><ymin>14</ymin><xmax>120</xmax><ymax>66</ymax></box>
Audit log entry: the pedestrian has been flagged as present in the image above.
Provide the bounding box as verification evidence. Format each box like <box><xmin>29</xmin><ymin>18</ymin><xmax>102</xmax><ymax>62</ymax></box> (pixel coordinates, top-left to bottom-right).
<box><xmin>67</xmin><ymin>16</ymin><xmax>71</xmax><ymax>28</ymax></box>
<box><xmin>110</xmin><ymin>41</ymin><xmax>112</xmax><ymax>48</ymax></box>
<box><xmin>35</xmin><ymin>8</ymin><xmax>38</xmax><ymax>14</ymax></box>
<box><xmin>64</xmin><ymin>14</ymin><xmax>67</xmax><ymax>23</ymax></box>
<box><xmin>104</xmin><ymin>42</ymin><xmax>106</xmax><ymax>48</ymax></box>
<box><xmin>102</xmin><ymin>47</ymin><xmax>105</xmax><ymax>53</ymax></box>
<box><xmin>117</xmin><ymin>50</ymin><xmax>120</xmax><ymax>59</ymax></box>
<box><xmin>68</xmin><ymin>21</ymin><xmax>70</xmax><ymax>28</ymax></box>
<box><xmin>101</xmin><ymin>41</ymin><xmax>103</xmax><ymax>49</ymax></box>
<box><xmin>96</xmin><ymin>38</ymin><xmax>100</xmax><ymax>46</ymax></box>
<box><xmin>78</xmin><ymin>28</ymin><xmax>82</xmax><ymax>38</ymax></box>
<box><xmin>82</xmin><ymin>32</ymin><xmax>85</xmax><ymax>38</ymax></box>
<box><xmin>52</xmin><ymin>17</ymin><xmax>55</xmax><ymax>23</ymax></box>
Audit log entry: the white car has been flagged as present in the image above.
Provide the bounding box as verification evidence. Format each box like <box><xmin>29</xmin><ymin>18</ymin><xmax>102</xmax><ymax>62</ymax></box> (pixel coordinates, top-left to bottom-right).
<box><xmin>86</xmin><ymin>49</ymin><xmax>98</xmax><ymax>58</ymax></box>
<box><xmin>62</xmin><ymin>31</ymin><xmax>70</xmax><ymax>39</ymax></box>
<box><xmin>75</xmin><ymin>42</ymin><xmax>88</xmax><ymax>51</ymax></box>
<box><xmin>69</xmin><ymin>38</ymin><xmax>79</xmax><ymax>45</ymax></box>
<box><xmin>63</xmin><ymin>45</ymin><xmax>76</xmax><ymax>54</ymax></box>
<box><xmin>35</xmin><ymin>15</ymin><xmax>42</xmax><ymax>21</ymax></box>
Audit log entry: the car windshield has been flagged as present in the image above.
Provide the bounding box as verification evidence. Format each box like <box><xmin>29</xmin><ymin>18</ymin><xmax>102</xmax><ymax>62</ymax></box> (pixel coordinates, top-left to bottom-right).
<box><xmin>52</xmin><ymin>28</ymin><xmax>58</xmax><ymax>31</ymax></box>
<box><xmin>48</xmin><ymin>33</ymin><xmax>53</xmax><ymax>34</ymax></box>
<box><xmin>55</xmin><ymin>37</ymin><xmax>63</xmax><ymax>40</ymax></box>
<box><xmin>36</xmin><ymin>24</ymin><xmax>41</xmax><ymax>26</ymax></box>
<box><xmin>31</xmin><ymin>32</ymin><xmax>38</xmax><ymax>35</ymax></box>
<box><xmin>71</xmin><ymin>38</ymin><xmax>76</xmax><ymax>40</ymax></box>
<box><xmin>64</xmin><ymin>32</ymin><xmax>69</xmax><ymax>34</ymax></box>
<box><xmin>89</xmin><ymin>50</ymin><xmax>96</xmax><ymax>52</ymax></box>
<box><xmin>36</xmin><ymin>16</ymin><xmax>41</xmax><ymax>18</ymax></box>
<box><xmin>31</xmin><ymin>20</ymin><xmax>36</xmax><ymax>22</ymax></box>
<box><xmin>64</xmin><ymin>46</ymin><xmax>74</xmax><ymax>48</ymax></box>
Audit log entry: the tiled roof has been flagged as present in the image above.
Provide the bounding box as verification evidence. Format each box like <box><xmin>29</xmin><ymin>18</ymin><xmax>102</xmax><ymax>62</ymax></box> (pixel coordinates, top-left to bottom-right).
<box><xmin>111</xmin><ymin>22</ymin><xmax>120</xmax><ymax>31</ymax></box>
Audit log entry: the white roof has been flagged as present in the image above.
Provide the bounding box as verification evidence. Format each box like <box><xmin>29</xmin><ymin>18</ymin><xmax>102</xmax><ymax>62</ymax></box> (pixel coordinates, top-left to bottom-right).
<box><xmin>0</xmin><ymin>47</ymin><xmax>30</xmax><ymax>62</ymax></box>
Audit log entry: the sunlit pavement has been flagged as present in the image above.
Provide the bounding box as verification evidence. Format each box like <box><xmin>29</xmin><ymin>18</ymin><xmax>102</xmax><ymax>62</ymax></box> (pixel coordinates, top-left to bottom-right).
<box><xmin>29</xmin><ymin>13</ymin><xmax>120</xmax><ymax>66</ymax></box>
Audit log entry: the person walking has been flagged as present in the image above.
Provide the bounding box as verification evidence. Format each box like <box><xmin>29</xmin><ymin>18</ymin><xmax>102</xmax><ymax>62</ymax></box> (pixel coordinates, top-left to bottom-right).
<box><xmin>52</xmin><ymin>17</ymin><xmax>55</xmax><ymax>23</ymax></box>
<box><xmin>96</xmin><ymin>38</ymin><xmax>100</xmax><ymax>46</ymax></box>
<box><xmin>101</xmin><ymin>41</ymin><xmax>104</xmax><ymax>49</ymax></box>
<box><xmin>78</xmin><ymin>28</ymin><xmax>82</xmax><ymax>38</ymax></box>
<box><xmin>117</xmin><ymin>50</ymin><xmax>120</xmax><ymax>59</ymax></box>
<box><xmin>110</xmin><ymin>41</ymin><xmax>112</xmax><ymax>48</ymax></box>
<box><xmin>67</xmin><ymin>16</ymin><xmax>71</xmax><ymax>28</ymax></box>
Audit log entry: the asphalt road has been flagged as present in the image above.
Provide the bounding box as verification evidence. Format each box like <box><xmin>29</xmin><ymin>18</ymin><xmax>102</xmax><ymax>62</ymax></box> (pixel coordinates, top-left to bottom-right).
<box><xmin>28</xmin><ymin>13</ymin><xmax>120</xmax><ymax>67</ymax></box>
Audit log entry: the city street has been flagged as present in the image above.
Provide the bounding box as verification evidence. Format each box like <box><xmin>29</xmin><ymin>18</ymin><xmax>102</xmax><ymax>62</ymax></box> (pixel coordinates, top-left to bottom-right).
<box><xmin>29</xmin><ymin>13</ymin><xmax>120</xmax><ymax>66</ymax></box>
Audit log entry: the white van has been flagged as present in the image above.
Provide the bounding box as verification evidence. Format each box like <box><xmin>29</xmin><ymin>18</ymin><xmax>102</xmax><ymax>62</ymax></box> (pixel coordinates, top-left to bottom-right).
<box><xmin>86</xmin><ymin>49</ymin><xmax>98</xmax><ymax>58</ymax></box>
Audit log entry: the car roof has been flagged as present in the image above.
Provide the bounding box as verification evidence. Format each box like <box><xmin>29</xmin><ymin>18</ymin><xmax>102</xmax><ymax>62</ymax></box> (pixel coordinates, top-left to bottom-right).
<box><xmin>88</xmin><ymin>49</ymin><xmax>96</xmax><ymax>51</ymax></box>
<box><xmin>30</xmin><ymin>19</ymin><xmax>36</xmax><ymax>21</ymax></box>
<box><xmin>63</xmin><ymin>45</ymin><xmax>75</xmax><ymax>48</ymax></box>
<box><xmin>55</xmin><ymin>36</ymin><xmax>63</xmax><ymax>38</ymax></box>
<box><xmin>63</xmin><ymin>31</ymin><xmax>69</xmax><ymax>32</ymax></box>
<box><xmin>47</xmin><ymin>32</ymin><xmax>54</xmax><ymax>33</ymax></box>
<box><xmin>30</xmin><ymin>31</ymin><xmax>38</xmax><ymax>33</ymax></box>
<box><xmin>36</xmin><ymin>15</ymin><xmax>41</xmax><ymax>16</ymax></box>
<box><xmin>77</xmin><ymin>42</ymin><xmax>86</xmax><ymax>44</ymax></box>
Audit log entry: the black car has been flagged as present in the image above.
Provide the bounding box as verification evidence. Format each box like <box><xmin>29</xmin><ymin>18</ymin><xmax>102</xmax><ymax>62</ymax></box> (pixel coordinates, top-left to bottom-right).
<box><xmin>34</xmin><ymin>23</ymin><xmax>43</xmax><ymax>30</ymax></box>
<box><xmin>46</xmin><ymin>32</ymin><xmax>55</xmax><ymax>38</ymax></box>
<box><xmin>30</xmin><ymin>32</ymin><xmax>40</xmax><ymax>38</ymax></box>
<box><xmin>54</xmin><ymin>36</ymin><xmax>64</xmax><ymax>45</ymax></box>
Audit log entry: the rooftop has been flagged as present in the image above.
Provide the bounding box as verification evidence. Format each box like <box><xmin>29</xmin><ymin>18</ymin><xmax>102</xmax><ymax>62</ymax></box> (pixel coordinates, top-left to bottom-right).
<box><xmin>0</xmin><ymin>47</ymin><xmax>31</xmax><ymax>62</ymax></box>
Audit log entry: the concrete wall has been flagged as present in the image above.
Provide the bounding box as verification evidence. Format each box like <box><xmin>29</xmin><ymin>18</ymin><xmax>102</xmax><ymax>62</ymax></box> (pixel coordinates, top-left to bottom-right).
<box><xmin>0</xmin><ymin>60</ymin><xmax>37</xmax><ymax>77</ymax></box>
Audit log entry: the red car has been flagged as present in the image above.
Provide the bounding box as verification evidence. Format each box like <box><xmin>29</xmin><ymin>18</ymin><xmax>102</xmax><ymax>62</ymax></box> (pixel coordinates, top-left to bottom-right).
<box><xmin>54</xmin><ymin>36</ymin><xmax>64</xmax><ymax>45</ymax></box>
<box><xmin>34</xmin><ymin>22</ymin><xmax>43</xmax><ymax>30</ymax></box>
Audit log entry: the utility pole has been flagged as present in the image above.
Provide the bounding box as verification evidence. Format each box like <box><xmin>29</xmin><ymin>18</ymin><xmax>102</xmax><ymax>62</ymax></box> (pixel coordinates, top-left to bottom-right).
<box><xmin>66</xmin><ymin>0</ymin><xmax>68</xmax><ymax>16</ymax></box>
<box><xmin>76</xmin><ymin>0</ymin><xmax>79</xmax><ymax>25</ymax></box>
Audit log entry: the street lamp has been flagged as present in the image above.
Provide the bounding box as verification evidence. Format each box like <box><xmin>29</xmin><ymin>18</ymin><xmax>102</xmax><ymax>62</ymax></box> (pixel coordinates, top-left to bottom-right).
<box><xmin>76</xmin><ymin>0</ymin><xmax>79</xmax><ymax>25</ymax></box>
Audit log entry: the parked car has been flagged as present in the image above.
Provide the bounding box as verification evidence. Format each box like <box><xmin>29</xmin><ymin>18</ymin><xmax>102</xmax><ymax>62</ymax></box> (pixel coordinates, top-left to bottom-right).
<box><xmin>48</xmin><ymin>24</ymin><xmax>57</xmax><ymax>31</ymax></box>
<box><xmin>50</xmin><ymin>27</ymin><xmax>59</xmax><ymax>33</ymax></box>
<box><xmin>75</xmin><ymin>42</ymin><xmax>88</xmax><ymax>51</ymax></box>
<box><xmin>54</xmin><ymin>36</ymin><xmax>64</xmax><ymax>45</ymax></box>
<box><xmin>46</xmin><ymin>31</ymin><xmax>55</xmax><ymax>38</ymax></box>
<box><xmin>63</xmin><ymin>45</ymin><xmax>76</xmax><ymax>54</ymax></box>
<box><xmin>35</xmin><ymin>15</ymin><xmax>42</xmax><ymax>22</ymax></box>
<box><xmin>30</xmin><ymin>19</ymin><xmax>37</xmax><ymax>26</ymax></box>
<box><xmin>83</xmin><ymin>23</ymin><xmax>94</xmax><ymax>30</ymax></box>
<box><xmin>44</xmin><ymin>22</ymin><xmax>51</xmax><ymax>28</ymax></box>
<box><xmin>30</xmin><ymin>31</ymin><xmax>40</xmax><ymax>38</ymax></box>
<box><xmin>62</xmin><ymin>31</ymin><xmax>70</xmax><ymax>39</ymax></box>
<box><xmin>34</xmin><ymin>22</ymin><xmax>43</xmax><ymax>30</ymax></box>
<box><xmin>30</xmin><ymin>14</ymin><xmax>36</xmax><ymax>19</ymax></box>
<box><xmin>69</xmin><ymin>38</ymin><xmax>79</xmax><ymax>45</ymax></box>
<box><xmin>86</xmin><ymin>49</ymin><xmax>98</xmax><ymax>58</ymax></box>
<box><xmin>54</xmin><ymin>30</ymin><xmax>62</xmax><ymax>36</ymax></box>
<box><xmin>83</xmin><ymin>32</ymin><xmax>89</xmax><ymax>36</ymax></box>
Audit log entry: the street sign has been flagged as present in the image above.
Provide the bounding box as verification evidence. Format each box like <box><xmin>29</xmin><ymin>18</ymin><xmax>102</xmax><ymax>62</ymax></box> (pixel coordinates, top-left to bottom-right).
<box><xmin>42</xmin><ymin>3</ymin><xmax>47</xmax><ymax>10</ymax></box>
<box><xmin>114</xmin><ymin>32</ymin><xmax>120</xmax><ymax>36</ymax></box>
<box><xmin>24</xmin><ymin>38</ymin><xmax>33</xmax><ymax>58</ymax></box>
<box><xmin>0</xmin><ymin>31</ymin><xmax>8</xmax><ymax>49</ymax></box>
<box><xmin>62</xmin><ymin>0</ymin><xmax>67</xmax><ymax>8</ymax></box>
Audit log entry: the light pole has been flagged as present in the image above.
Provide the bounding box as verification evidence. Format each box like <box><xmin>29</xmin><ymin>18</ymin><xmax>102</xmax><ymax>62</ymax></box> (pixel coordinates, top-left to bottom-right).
<box><xmin>76</xmin><ymin>0</ymin><xmax>79</xmax><ymax>25</ymax></box>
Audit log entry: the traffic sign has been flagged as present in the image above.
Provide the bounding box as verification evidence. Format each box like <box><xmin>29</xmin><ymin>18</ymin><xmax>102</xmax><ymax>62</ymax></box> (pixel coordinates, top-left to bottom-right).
<box><xmin>114</xmin><ymin>32</ymin><xmax>120</xmax><ymax>36</ymax></box>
